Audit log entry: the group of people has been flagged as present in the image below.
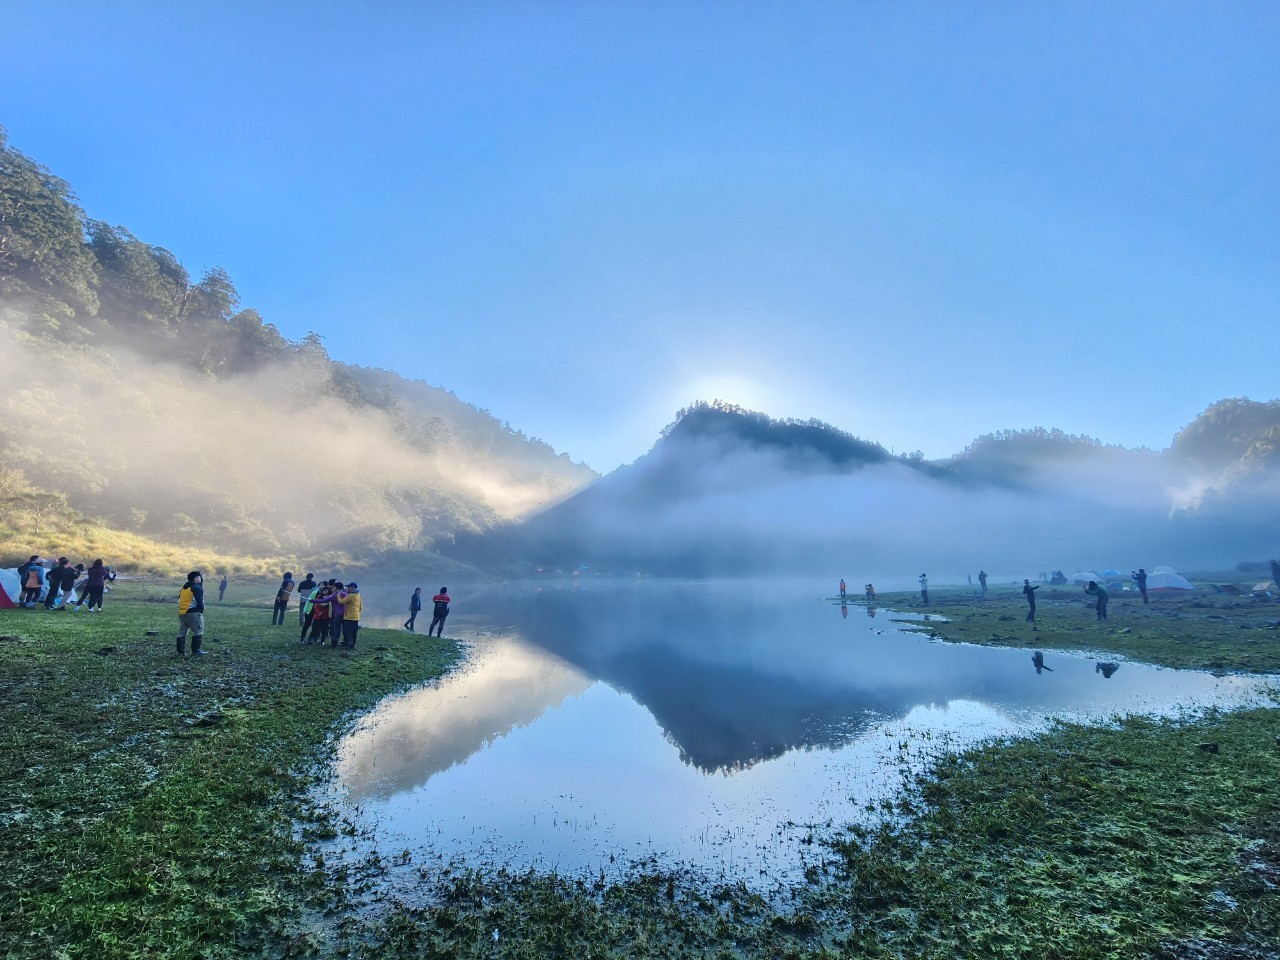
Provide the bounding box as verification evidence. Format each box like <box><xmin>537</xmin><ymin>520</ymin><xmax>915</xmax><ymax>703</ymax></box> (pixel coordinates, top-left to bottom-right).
<box><xmin>1023</xmin><ymin>568</ymin><xmax>1151</xmax><ymax>623</ymax></box>
<box><xmin>15</xmin><ymin>555</ymin><xmax>115</xmax><ymax>612</ymax></box>
<box><xmin>834</xmin><ymin>568</ymin><xmax>1151</xmax><ymax>626</ymax></box>
<box><xmin>270</xmin><ymin>573</ymin><xmax>364</xmax><ymax>648</ymax></box>
<box><xmin>172</xmin><ymin>571</ymin><xmax>454</xmax><ymax>658</ymax></box>
<box><xmin>837</xmin><ymin>579</ymin><xmax>878</xmax><ymax>602</ymax></box>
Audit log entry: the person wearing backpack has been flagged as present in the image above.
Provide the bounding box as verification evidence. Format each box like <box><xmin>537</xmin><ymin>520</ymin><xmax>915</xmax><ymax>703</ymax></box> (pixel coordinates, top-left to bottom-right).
<box><xmin>20</xmin><ymin>557</ymin><xmax>44</xmax><ymax>607</ymax></box>
<box><xmin>176</xmin><ymin>571</ymin><xmax>206</xmax><ymax>657</ymax></box>
<box><xmin>272</xmin><ymin>572</ymin><xmax>295</xmax><ymax>625</ymax></box>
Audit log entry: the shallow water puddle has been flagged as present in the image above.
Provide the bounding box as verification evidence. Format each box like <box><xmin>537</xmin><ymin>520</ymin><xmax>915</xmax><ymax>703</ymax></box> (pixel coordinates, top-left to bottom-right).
<box><xmin>320</xmin><ymin>581</ymin><xmax>1272</xmax><ymax>890</ymax></box>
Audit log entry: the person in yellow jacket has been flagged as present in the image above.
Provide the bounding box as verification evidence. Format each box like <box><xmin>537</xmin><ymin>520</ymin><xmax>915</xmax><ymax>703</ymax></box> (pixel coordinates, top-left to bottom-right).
<box><xmin>177</xmin><ymin>571</ymin><xmax>205</xmax><ymax>657</ymax></box>
<box><xmin>334</xmin><ymin>582</ymin><xmax>362</xmax><ymax>649</ymax></box>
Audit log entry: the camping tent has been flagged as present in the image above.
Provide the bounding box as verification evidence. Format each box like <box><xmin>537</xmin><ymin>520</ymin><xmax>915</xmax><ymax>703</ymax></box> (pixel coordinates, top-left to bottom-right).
<box><xmin>1069</xmin><ymin>571</ymin><xmax>1102</xmax><ymax>584</ymax></box>
<box><xmin>1148</xmin><ymin>569</ymin><xmax>1194</xmax><ymax>592</ymax></box>
<box><xmin>0</xmin><ymin>568</ymin><xmax>22</xmax><ymax>609</ymax></box>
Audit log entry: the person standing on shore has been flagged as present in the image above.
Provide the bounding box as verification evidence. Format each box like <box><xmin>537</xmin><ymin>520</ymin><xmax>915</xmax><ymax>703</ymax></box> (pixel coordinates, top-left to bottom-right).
<box><xmin>429</xmin><ymin>587</ymin><xmax>450</xmax><ymax>637</ymax></box>
<box><xmin>335</xmin><ymin>582</ymin><xmax>362</xmax><ymax>648</ymax></box>
<box><xmin>295</xmin><ymin>573</ymin><xmax>317</xmax><ymax>627</ymax></box>
<box><xmin>177</xmin><ymin>571</ymin><xmax>205</xmax><ymax>657</ymax></box>
<box><xmin>328</xmin><ymin>580</ymin><xmax>344</xmax><ymax>645</ymax></box>
<box><xmin>839</xmin><ymin>578</ymin><xmax>847</xmax><ymax>600</ymax></box>
<box><xmin>1023</xmin><ymin>579</ymin><xmax>1040</xmax><ymax>622</ymax></box>
<box><xmin>218</xmin><ymin>575</ymin><xmax>228</xmax><ymax>602</ymax></box>
<box><xmin>918</xmin><ymin>573</ymin><xmax>929</xmax><ymax>605</ymax></box>
<box><xmin>305</xmin><ymin>582</ymin><xmax>334</xmax><ymax>644</ymax></box>
<box><xmin>1132</xmin><ymin>568</ymin><xmax>1149</xmax><ymax>605</ymax></box>
<box><xmin>978</xmin><ymin>570</ymin><xmax>988</xmax><ymax>596</ymax></box>
<box><xmin>405</xmin><ymin>587</ymin><xmax>422</xmax><ymax>631</ymax></box>
<box><xmin>272</xmin><ymin>572</ymin><xmax>295</xmax><ymax>625</ymax></box>
<box><xmin>298</xmin><ymin>577</ymin><xmax>322</xmax><ymax>642</ymax></box>
<box><xmin>1084</xmin><ymin>580</ymin><xmax>1109</xmax><ymax>621</ymax></box>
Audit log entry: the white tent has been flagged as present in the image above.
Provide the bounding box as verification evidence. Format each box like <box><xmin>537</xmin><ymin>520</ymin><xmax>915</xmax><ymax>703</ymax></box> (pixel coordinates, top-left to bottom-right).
<box><xmin>1069</xmin><ymin>571</ymin><xmax>1102</xmax><ymax>584</ymax></box>
<box><xmin>0</xmin><ymin>568</ymin><xmax>20</xmax><ymax>608</ymax></box>
<box><xmin>1148</xmin><ymin>569</ymin><xmax>1194</xmax><ymax>592</ymax></box>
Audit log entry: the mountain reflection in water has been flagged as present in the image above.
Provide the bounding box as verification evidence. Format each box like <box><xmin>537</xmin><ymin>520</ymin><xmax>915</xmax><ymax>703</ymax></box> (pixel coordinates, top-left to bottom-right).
<box><xmin>326</xmin><ymin>580</ymin><xmax>1269</xmax><ymax>885</ymax></box>
<box><xmin>334</xmin><ymin>636</ymin><xmax>589</xmax><ymax>801</ymax></box>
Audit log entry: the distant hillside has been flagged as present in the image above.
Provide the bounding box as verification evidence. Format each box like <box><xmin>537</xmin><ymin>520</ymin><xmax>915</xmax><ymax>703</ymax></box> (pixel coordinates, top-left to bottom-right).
<box><xmin>454</xmin><ymin>399</ymin><xmax>1280</xmax><ymax>577</ymax></box>
<box><xmin>0</xmin><ymin>127</ymin><xmax>594</xmax><ymax>572</ymax></box>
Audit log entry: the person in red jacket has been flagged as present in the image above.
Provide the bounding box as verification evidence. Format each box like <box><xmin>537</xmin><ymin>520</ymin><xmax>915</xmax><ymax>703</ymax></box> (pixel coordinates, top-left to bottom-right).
<box><xmin>428</xmin><ymin>587</ymin><xmax>450</xmax><ymax>637</ymax></box>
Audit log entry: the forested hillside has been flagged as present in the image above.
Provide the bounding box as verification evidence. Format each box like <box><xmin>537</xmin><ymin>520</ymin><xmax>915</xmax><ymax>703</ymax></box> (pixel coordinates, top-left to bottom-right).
<box><xmin>456</xmin><ymin>398</ymin><xmax>1280</xmax><ymax>577</ymax></box>
<box><xmin>0</xmin><ymin>127</ymin><xmax>594</xmax><ymax>572</ymax></box>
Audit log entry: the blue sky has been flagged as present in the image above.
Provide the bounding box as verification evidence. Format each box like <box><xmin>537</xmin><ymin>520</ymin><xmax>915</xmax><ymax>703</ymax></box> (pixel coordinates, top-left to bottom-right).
<box><xmin>3</xmin><ymin>1</ymin><xmax>1277</xmax><ymax>471</ymax></box>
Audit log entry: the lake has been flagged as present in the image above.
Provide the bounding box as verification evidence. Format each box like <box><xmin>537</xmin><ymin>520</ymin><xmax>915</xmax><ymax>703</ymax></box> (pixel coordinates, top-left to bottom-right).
<box><xmin>314</xmin><ymin>579</ymin><xmax>1270</xmax><ymax>893</ymax></box>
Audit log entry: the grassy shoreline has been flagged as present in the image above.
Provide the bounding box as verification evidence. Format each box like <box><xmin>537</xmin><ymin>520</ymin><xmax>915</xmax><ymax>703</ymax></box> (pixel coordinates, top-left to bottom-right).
<box><xmin>867</xmin><ymin>583</ymin><xmax>1280</xmax><ymax>673</ymax></box>
<box><xmin>2</xmin><ymin>581</ymin><xmax>1278</xmax><ymax>958</ymax></box>
<box><xmin>0</xmin><ymin>583</ymin><xmax>462</xmax><ymax>958</ymax></box>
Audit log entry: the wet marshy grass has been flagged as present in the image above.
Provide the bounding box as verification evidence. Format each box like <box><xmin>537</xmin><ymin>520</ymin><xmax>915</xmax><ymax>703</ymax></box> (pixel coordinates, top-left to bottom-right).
<box><xmin>0</xmin><ymin>585</ymin><xmax>460</xmax><ymax>958</ymax></box>
<box><xmin>873</xmin><ymin>583</ymin><xmax>1280</xmax><ymax>673</ymax></box>
<box><xmin>1</xmin><ymin>582</ymin><xmax>1278</xmax><ymax>958</ymax></box>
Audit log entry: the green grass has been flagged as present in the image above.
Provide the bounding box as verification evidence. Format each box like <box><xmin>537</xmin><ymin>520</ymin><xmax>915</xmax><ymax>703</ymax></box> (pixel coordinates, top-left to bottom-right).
<box><xmin>868</xmin><ymin>584</ymin><xmax>1280</xmax><ymax>673</ymax></box>
<box><xmin>0</xmin><ymin>583</ymin><xmax>461</xmax><ymax>958</ymax></box>
<box><xmin>3</xmin><ymin>582</ymin><xmax>1279</xmax><ymax>958</ymax></box>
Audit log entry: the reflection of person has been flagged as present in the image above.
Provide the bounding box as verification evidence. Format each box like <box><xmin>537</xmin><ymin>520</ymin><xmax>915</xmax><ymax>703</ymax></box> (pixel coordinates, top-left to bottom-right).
<box><xmin>272</xmin><ymin>573</ymin><xmax>295</xmax><ymax>625</ymax></box>
<box><xmin>1084</xmin><ymin>581</ymin><xmax>1109</xmax><ymax>621</ymax></box>
<box><xmin>405</xmin><ymin>587</ymin><xmax>422</xmax><ymax>632</ymax></box>
<box><xmin>1132</xmin><ymin>568</ymin><xmax>1148</xmax><ymax>605</ymax></box>
<box><xmin>177</xmin><ymin>571</ymin><xmax>205</xmax><ymax>657</ymax></box>
<box><xmin>1031</xmin><ymin>651</ymin><xmax>1053</xmax><ymax>674</ymax></box>
<box><xmin>866</xmin><ymin>605</ymin><xmax>877</xmax><ymax>618</ymax></box>
<box><xmin>218</xmin><ymin>575</ymin><xmax>228</xmax><ymax>602</ymax></box>
<box><xmin>839</xmin><ymin>578</ymin><xmax>847</xmax><ymax>600</ymax></box>
<box><xmin>840</xmin><ymin>603</ymin><xmax>848</xmax><ymax>619</ymax></box>
<box><xmin>1096</xmin><ymin>661</ymin><xmax>1119</xmax><ymax>678</ymax></box>
<box><xmin>1023</xmin><ymin>579</ymin><xmax>1040</xmax><ymax>622</ymax></box>
<box><xmin>429</xmin><ymin>587</ymin><xmax>451</xmax><ymax>637</ymax></box>
<box><xmin>978</xmin><ymin>570</ymin><xmax>988</xmax><ymax>596</ymax></box>
<box><xmin>918</xmin><ymin>574</ymin><xmax>928</xmax><ymax>604</ymax></box>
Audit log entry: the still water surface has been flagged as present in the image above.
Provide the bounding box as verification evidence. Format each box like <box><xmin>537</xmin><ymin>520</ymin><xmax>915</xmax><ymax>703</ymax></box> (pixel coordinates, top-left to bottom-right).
<box><xmin>318</xmin><ymin>580</ymin><xmax>1270</xmax><ymax>889</ymax></box>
